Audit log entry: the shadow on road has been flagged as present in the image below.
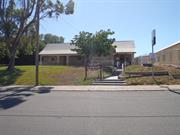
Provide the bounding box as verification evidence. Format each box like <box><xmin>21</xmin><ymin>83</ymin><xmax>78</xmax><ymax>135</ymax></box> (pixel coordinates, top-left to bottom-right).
<box><xmin>0</xmin><ymin>86</ymin><xmax>53</xmax><ymax>110</ymax></box>
<box><xmin>0</xmin><ymin>86</ymin><xmax>31</xmax><ymax>93</ymax></box>
<box><xmin>160</xmin><ymin>86</ymin><xmax>180</xmax><ymax>95</ymax></box>
<box><xmin>168</xmin><ymin>89</ymin><xmax>180</xmax><ymax>95</ymax></box>
<box><xmin>0</xmin><ymin>97</ymin><xmax>25</xmax><ymax>109</ymax></box>
<box><xmin>34</xmin><ymin>87</ymin><xmax>52</xmax><ymax>94</ymax></box>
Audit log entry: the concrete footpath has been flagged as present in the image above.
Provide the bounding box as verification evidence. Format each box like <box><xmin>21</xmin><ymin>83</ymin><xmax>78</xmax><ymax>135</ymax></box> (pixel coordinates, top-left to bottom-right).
<box><xmin>0</xmin><ymin>85</ymin><xmax>180</xmax><ymax>92</ymax></box>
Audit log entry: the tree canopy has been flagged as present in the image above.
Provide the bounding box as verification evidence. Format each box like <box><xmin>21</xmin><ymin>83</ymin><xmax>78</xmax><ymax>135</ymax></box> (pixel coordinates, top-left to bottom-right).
<box><xmin>71</xmin><ymin>29</ymin><xmax>115</xmax><ymax>80</ymax></box>
<box><xmin>0</xmin><ymin>0</ymin><xmax>74</xmax><ymax>70</ymax></box>
<box><xmin>72</xmin><ymin>29</ymin><xmax>115</xmax><ymax>64</ymax></box>
<box><xmin>42</xmin><ymin>33</ymin><xmax>64</xmax><ymax>43</ymax></box>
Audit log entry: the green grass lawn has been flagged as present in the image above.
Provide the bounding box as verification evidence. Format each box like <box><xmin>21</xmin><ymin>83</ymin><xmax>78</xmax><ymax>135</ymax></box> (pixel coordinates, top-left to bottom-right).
<box><xmin>1</xmin><ymin>65</ymin><xmax>179</xmax><ymax>86</ymax></box>
<box><xmin>125</xmin><ymin>65</ymin><xmax>180</xmax><ymax>85</ymax></box>
<box><xmin>0</xmin><ymin>66</ymin><xmax>108</xmax><ymax>85</ymax></box>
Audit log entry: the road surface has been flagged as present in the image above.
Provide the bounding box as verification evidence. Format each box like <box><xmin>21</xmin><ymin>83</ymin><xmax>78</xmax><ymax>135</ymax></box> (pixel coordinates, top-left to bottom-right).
<box><xmin>0</xmin><ymin>89</ymin><xmax>180</xmax><ymax>135</ymax></box>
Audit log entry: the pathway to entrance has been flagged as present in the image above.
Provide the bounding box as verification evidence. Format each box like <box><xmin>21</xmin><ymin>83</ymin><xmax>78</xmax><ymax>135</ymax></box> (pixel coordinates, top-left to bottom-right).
<box><xmin>92</xmin><ymin>68</ymin><xmax>126</xmax><ymax>85</ymax></box>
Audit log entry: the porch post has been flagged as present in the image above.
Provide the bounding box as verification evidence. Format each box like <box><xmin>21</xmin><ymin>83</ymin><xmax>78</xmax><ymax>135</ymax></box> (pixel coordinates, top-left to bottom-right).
<box><xmin>40</xmin><ymin>55</ymin><xmax>42</xmax><ymax>65</ymax></box>
<box><xmin>112</xmin><ymin>54</ymin><xmax>115</xmax><ymax>66</ymax></box>
<box><xmin>66</xmin><ymin>55</ymin><xmax>69</xmax><ymax>65</ymax></box>
<box><xmin>131</xmin><ymin>53</ymin><xmax>134</xmax><ymax>64</ymax></box>
<box><xmin>123</xmin><ymin>55</ymin><xmax>126</xmax><ymax>65</ymax></box>
<box><xmin>57</xmin><ymin>55</ymin><xmax>59</xmax><ymax>65</ymax></box>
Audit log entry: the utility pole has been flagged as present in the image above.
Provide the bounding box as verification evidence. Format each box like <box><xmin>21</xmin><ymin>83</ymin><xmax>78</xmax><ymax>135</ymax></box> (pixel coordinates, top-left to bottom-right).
<box><xmin>35</xmin><ymin>0</ymin><xmax>40</xmax><ymax>86</ymax></box>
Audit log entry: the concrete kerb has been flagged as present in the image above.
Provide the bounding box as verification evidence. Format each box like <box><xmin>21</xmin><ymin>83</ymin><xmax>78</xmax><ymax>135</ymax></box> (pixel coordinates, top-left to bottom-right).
<box><xmin>45</xmin><ymin>86</ymin><xmax>167</xmax><ymax>92</ymax></box>
<box><xmin>1</xmin><ymin>85</ymin><xmax>180</xmax><ymax>92</ymax></box>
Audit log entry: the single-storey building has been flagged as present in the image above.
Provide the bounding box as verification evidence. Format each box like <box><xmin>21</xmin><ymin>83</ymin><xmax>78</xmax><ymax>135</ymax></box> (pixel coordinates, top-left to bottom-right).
<box><xmin>156</xmin><ymin>41</ymin><xmax>180</xmax><ymax>66</ymax></box>
<box><xmin>39</xmin><ymin>41</ymin><xmax>135</xmax><ymax>67</ymax></box>
<box><xmin>134</xmin><ymin>55</ymin><xmax>151</xmax><ymax>65</ymax></box>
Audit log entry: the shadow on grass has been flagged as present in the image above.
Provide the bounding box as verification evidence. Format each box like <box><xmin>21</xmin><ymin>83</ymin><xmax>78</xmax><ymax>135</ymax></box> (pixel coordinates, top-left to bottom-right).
<box><xmin>0</xmin><ymin>86</ymin><xmax>53</xmax><ymax>110</ymax></box>
<box><xmin>0</xmin><ymin>68</ymin><xmax>25</xmax><ymax>85</ymax></box>
<box><xmin>152</xmin><ymin>77</ymin><xmax>163</xmax><ymax>85</ymax></box>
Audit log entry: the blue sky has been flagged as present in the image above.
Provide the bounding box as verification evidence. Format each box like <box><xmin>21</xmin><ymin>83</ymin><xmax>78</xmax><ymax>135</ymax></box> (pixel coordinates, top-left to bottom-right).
<box><xmin>40</xmin><ymin>0</ymin><xmax>180</xmax><ymax>56</ymax></box>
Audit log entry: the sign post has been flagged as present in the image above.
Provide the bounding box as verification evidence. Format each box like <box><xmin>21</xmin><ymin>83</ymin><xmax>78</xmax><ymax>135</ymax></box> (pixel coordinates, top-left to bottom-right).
<box><xmin>151</xmin><ymin>29</ymin><xmax>156</xmax><ymax>79</ymax></box>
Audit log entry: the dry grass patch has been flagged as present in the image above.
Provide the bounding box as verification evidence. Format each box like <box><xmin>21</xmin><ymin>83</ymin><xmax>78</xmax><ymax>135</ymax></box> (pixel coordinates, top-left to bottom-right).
<box><xmin>125</xmin><ymin>65</ymin><xmax>180</xmax><ymax>85</ymax></box>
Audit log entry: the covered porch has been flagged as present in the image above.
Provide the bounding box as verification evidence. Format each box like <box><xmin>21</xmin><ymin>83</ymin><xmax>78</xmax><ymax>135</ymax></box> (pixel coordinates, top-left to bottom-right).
<box><xmin>114</xmin><ymin>53</ymin><xmax>134</xmax><ymax>68</ymax></box>
<box><xmin>40</xmin><ymin>55</ymin><xmax>84</xmax><ymax>66</ymax></box>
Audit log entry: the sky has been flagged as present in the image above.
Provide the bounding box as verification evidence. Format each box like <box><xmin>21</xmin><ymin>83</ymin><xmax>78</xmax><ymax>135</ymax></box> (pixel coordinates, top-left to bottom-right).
<box><xmin>40</xmin><ymin>0</ymin><xmax>180</xmax><ymax>56</ymax></box>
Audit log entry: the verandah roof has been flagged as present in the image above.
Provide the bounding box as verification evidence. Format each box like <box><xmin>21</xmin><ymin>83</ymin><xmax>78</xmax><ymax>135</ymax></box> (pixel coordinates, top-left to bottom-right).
<box><xmin>39</xmin><ymin>41</ymin><xmax>136</xmax><ymax>55</ymax></box>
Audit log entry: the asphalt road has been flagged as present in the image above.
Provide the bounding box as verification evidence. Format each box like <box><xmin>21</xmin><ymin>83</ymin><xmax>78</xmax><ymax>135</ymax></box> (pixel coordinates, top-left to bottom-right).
<box><xmin>0</xmin><ymin>89</ymin><xmax>180</xmax><ymax>135</ymax></box>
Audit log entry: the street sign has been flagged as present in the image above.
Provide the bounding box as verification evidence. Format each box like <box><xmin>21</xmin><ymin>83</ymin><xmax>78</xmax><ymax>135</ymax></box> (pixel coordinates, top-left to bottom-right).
<box><xmin>152</xmin><ymin>29</ymin><xmax>156</xmax><ymax>46</ymax></box>
<box><xmin>151</xmin><ymin>29</ymin><xmax>156</xmax><ymax>80</ymax></box>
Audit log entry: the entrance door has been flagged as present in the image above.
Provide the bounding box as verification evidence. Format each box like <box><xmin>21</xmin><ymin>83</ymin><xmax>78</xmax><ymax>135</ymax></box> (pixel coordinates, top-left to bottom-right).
<box><xmin>120</xmin><ymin>56</ymin><xmax>124</xmax><ymax>65</ymax></box>
<box><xmin>114</xmin><ymin>54</ymin><xmax>126</xmax><ymax>68</ymax></box>
<box><xmin>59</xmin><ymin>56</ymin><xmax>66</xmax><ymax>65</ymax></box>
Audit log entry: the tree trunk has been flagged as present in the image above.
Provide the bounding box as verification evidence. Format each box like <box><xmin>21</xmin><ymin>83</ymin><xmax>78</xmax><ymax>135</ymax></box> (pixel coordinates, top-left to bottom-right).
<box><xmin>84</xmin><ymin>65</ymin><xmax>87</xmax><ymax>80</ymax></box>
<box><xmin>7</xmin><ymin>46</ymin><xmax>16</xmax><ymax>71</ymax></box>
<box><xmin>7</xmin><ymin>30</ymin><xmax>21</xmax><ymax>72</ymax></box>
<box><xmin>84</xmin><ymin>57</ymin><xmax>88</xmax><ymax>80</ymax></box>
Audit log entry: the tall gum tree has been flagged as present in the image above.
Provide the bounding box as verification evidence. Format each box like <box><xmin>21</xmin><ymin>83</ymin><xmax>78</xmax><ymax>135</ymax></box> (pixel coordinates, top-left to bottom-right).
<box><xmin>72</xmin><ymin>29</ymin><xmax>115</xmax><ymax>80</ymax></box>
<box><xmin>0</xmin><ymin>0</ymin><xmax>74</xmax><ymax>71</ymax></box>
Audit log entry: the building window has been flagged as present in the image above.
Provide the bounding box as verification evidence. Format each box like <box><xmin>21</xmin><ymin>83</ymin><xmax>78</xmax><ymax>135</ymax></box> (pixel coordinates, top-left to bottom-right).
<box><xmin>178</xmin><ymin>51</ymin><xmax>180</xmax><ymax>60</ymax></box>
